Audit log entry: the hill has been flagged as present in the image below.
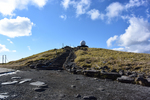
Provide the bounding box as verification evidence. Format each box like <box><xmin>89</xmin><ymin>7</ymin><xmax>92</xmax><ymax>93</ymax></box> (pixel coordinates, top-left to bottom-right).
<box><xmin>1</xmin><ymin>47</ymin><xmax>150</xmax><ymax>74</ymax></box>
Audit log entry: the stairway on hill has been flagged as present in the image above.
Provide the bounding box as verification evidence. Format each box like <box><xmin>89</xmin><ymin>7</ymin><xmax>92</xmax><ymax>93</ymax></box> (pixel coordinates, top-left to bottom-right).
<box><xmin>46</xmin><ymin>49</ymin><xmax>71</xmax><ymax>70</ymax></box>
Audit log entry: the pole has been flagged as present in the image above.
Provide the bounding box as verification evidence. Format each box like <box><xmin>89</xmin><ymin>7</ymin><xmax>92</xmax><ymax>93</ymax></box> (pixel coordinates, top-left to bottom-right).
<box><xmin>5</xmin><ymin>55</ymin><xmax>6</xmax><ymax>63</ymax></box>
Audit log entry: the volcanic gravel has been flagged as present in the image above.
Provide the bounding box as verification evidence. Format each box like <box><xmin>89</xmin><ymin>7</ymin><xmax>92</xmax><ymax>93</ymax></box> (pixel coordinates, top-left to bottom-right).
<box><xmin>0</xmin><ymin>69</ymin><xmax>150</xmax><ymax>100</ymax></box>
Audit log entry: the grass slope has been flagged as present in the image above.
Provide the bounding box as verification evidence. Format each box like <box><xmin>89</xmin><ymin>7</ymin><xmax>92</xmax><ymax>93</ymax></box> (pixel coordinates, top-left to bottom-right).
<box><xmin>75</xmin><ymin>48</ymin><xmax>150</xmax><ymax>74</ymax></box>
<box><xmin>1</xmin><ymin>48</ymin><xmax>64</xmax><ymax>69</ymax></box>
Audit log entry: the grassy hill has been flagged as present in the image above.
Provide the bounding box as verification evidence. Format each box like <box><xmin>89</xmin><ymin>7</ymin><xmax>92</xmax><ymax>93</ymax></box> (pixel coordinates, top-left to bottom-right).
<box><xmin>75</xmin><ymin>48</ymin><xmax>150</xmax><ymax>75</ymax></box>
<box><xmin>1</xmin><ymin>48</ymin><xmax>64</xmax><ymax>69</ymax></box>
<box><xmin>1</xmin><ymin>47</ymin><xmax>150</xmax><ymax>74</ymax></box>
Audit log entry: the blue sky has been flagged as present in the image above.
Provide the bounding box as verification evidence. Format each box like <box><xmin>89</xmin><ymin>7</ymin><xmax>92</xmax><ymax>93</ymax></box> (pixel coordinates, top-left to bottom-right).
<box><xmin>0</xmin><ymin>0</ymin><xmax>150</xmax><ymax>63</ymax></box>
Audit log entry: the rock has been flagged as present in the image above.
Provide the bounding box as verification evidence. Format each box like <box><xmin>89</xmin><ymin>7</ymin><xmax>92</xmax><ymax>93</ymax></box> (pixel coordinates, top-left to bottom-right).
<box><xmin>103</xmin><ymin>66</ymin><xmax>109</xmax><ymax>70</ymax></box>
<box><xmin>119</xmin><ymin>70</ymin><xmax>124</xmax><ymax>75</ymax></box>
<box><xmin>134</xmin><ymin>67</ymin><xmax>141</xmax><ymax>70</ymax></box>
<box><xmin>98</xmin><ymin>88</ymin><xmax>105</xmax><ymax>91</ymax></box>
<box><xmin>71</xmin><ymin>85</ymin><xmax>76</xmax><ymax>88</ymax></box>
<box><xmin>11</xmin><ymin>77</ymin><xmax>21</xmax><ymax>79</ymax></box>
<box><xmin>0</xmin><ymin>93</ymin><xmax>9</xmax><ymax>99</ymax></box>
<box><xmin>129</xmin><ymin>73</ymin><xmax>137</xmax><ymax>78</ymax></box>
<box><xmin>76</xmin><ymin>69</ymin><xmax>83</xmax><ymax>75</ymax></box>
<box><xmin>38</xmin><ymin>84</ymin><xmax>48</xmax><ymax>88</ymax></box>
<box><xmin>100</xmin><ymin>72</ymin><xmax>121</xmax><ymax>80</ymax></box>
<box><xmin>29</xmin><ymin>65</ymin><xmax>35</xmax><ymax>69</ymax></box>
<box><xmin>1</xmin><ymin>81</ymin><xmax>18</xmax><ymax>85</ymax></box>
<box><xmin>117</xmin><ymin>76</ymin><xmax>134</xmax><ymax>83</ymax></box>
<box><xmin>33</xmin><ymin>88</ymin><xmax>45</xmax><ymax>92</ymax></box>
<box><xmin>147</xmin><ymin>78</ymin><xmax>150</xmax><ymax>83</ymax></box>
<box><xmin>138</xmin><ymin>74</ymin><xmax>146</xmax><ymax>78</ymax></box>
<box><xmin>75</xmin><ymin>94</ymin><xmax>81</xmax><ymax>98</ymax></box>
<box><xmin>19</xmin><ymin>78</ymin><xmax>32</xmax><ymax>84</ymax></box>
<box><xmin>83</xmin><ymin>70</ymin><xmax>100</xmax><ymax>77</ymax></box>
<box><xmin>135</xmin><ymin>77</ymin><xmax>150</xmax><ymax>86</ymax></box>
<box><xmin>126</xmin><ymin>71</ymin><xmax>132</xmax><ymax>76</ymax></box>
<box><xmin>30</xmin><ymin>81</ymin><xmax>45</xmax><ymax>86</ymax></box>
<box><xmin>36</xmin><ymin>64</ymin><xmax>46</xmax><ymax>68</ymax></box>
<box><xmin>83</xmin><ymin>95</ymin><xmax>97</xmax><ymax>100</ymax></box>
<box><xmin>111</xmin><ymin>69</ymin><xmax>117</xmax><ymax>72</ymax></box>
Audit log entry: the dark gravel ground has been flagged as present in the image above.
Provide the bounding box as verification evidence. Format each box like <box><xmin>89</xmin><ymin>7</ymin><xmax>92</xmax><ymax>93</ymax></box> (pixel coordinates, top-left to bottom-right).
<box><xmin>0</xmin><ymin>69</ymin><xmax>150</xmax><ymax>100</ymax></box>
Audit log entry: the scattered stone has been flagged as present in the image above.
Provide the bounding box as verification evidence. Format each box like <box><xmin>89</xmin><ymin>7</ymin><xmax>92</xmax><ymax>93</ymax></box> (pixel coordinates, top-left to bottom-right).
<box><xmin>33</xmin><ymin>88</ymin><xmax>45</xmax><ymax>92</ymax></box>
<box><xmin>30</xmin><ymin>81</ymin><xmax>45</xmax><ymax>86</ymax></box>
<box><xmin>126</xmin><ymin>72</ymin><xmax>132</xmax><ymax>76</ymax></box>
<box><xmin>134</xmin><ymin>67</ymin><xmax>141</xmax><ymax>70</ymax></box>
<box><xmin>11</xmin><ymin>77</ymin><xmax>21</xmax><ymax>79</ymax></box>
<box><xmin>83</xmin><ymin>95</ymin><xmax>97</xmax><ymax>100</ymax></box>
<box><xmin>71</xmin><ymin>85</ymin><xmax>76</xmax><ymax>88</ymax></box>
<box><xmin>76</xmin><ymin>78</ymin><xmax>80</xmax><ymax>80</ymax></box>
<box><xmin>103</xmin><ymin>66</ymin><xmax>109</xmax><ymax>70</ymax></box>
<box><xmin>98</xmin><ymin>88</ymin><xmax>105</xmax><ymax>91</ymax></box>
<box><xmin>1</xmin><ymin>81</ymin><xmax>18</xmax><ymax>85</ymax></box>
<box><xmin>111</xmin><ymin>69</ymin><xmax>117</xmax><ymax>72</ymax></box>
<box><xmin>19</xmin><ymin>79</ymin><xmax>32</xmax><ymax>84</ymax></box>
<box><xmin>117</xmin><ymin>76</ymin><xmax>134</xmax><ymax>83</ymax></box>
<box><xmin>129</xmin><ymin>73</ymin><xmax>137</xmax><ymax>78</ymax></box>
<box><xmin>0</xmin><ymin>93</ymin><xmax>9</xmax><ymax>99</ymax></box>
<box><xmin>76</xmin><ymin>70</ymin><xmax>83</xmax><ymax>75</ymax></box>
<box><xmin>83</xmin><ymin>70</ymin><xmax>100</xmax><ymax>77</ymax></box>
<box><xmin>38</xmin><ymin>84</ymin><xmax>48</xmax><ymax>88</ymax></box>
<box><xmin>75</xmin><ymin>94</ymin><xmax>81</xmax><ymax>98</ymax></box>
<box><xmin>119</xmin><ymin>70</ymin><xmax>124</xmax><ymax>75</ymax></box>
<box><xmin>100</xmin><ymin>72</ymin><xmax>121</xmax><ymax>80</ymax></box>
<box><xmin>135</xmin><ymin>77</ymin><xmax>150</xmax><ymax>86</ymax></box>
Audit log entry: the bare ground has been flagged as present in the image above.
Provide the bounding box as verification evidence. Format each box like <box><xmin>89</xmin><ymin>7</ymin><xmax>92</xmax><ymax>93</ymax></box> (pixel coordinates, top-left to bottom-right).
<box><xmin>0</xmin><ymin>69</ymin><xmax>150</xmax><ymax>100</ymax></box>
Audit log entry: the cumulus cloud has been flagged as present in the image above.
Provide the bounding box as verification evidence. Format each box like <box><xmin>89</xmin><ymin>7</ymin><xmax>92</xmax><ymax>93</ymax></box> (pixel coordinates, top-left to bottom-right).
<box><xmin>60</xmin><ymin>15</ymin><xmax>67</xmax><ymax>20</ymax></box>
<box><xmin>0</xmin><ymin>16</ymin><xmax>34</xmax><ymax>38</ymax></box>
<box><xmin>61</xmin><ymin>0</ymin><xmax>91</xmax><ymax>17</ymax></box>
<box><xmin>0</xmin><ymin>0</ymin><xmax>48</xmax><ymax>16</ymax></box>
<box><xmin>105</xmin><ymin>0</ymin><xmax>147</xmax><ymax>21</ymax></box>
<box><xmin>107</xmin><ymin>17</ymin><xmax>150</xmax><ymax>53</ymax></box>
<box><xmin>87</xmin><ymin>9</ymin><xmax>104</xmax><ymax>20</ymax></box>
<box><xmin>106</xmin><ymin>35</ymin><xmax>118</xmax><ymax>47</ymax></box>
<box><xmin>7</xmin><ymin>39</ymin><xmax>13</xmax><ymax>44</ymax></box>
<box><xmin>125</xmin><ymin>0</ymin><xmax>146</xmax><ymax>9</ymax></box>
<box><xmin>61</xmin><ymin>0</ymin><xmax>70</xmax><ymax>9</ymax></box>
<box><xmin>106</xmin><ymin>2</ymin><xmax>124</xmax><ymax>19</ymax></box>
<box><xmin>0</xmin><ymin>44</ymin><xmax>9</xmax><ymax>53</ymax></box>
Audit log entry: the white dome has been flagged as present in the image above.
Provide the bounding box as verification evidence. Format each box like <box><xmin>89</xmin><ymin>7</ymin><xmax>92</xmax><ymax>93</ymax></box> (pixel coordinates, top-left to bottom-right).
<box><xmin>80</xmin><ymin>40</ymin><xmax>86</xmax><ymax>46</ymax></box>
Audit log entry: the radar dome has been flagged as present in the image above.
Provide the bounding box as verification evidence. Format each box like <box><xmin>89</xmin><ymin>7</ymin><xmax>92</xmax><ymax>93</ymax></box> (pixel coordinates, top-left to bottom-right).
<box><xmin>80</xmin><ymin>40</ymin><xmax>86</xmax><ymax>46</ymax></box>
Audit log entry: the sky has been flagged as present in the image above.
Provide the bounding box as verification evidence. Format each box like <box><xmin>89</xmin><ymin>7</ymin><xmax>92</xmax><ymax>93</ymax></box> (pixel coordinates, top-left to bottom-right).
<box><xmin>0</xmin><ymin>0</ymin><xmax>150</xmax><ymax>63</ymax></box>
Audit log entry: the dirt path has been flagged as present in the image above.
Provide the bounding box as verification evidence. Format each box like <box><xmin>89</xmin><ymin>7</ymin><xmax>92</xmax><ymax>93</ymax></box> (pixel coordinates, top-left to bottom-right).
<box><xmin>0</xmin><ymin>69</ymin><xmax>150</xmax><ymax>100</ymax></box>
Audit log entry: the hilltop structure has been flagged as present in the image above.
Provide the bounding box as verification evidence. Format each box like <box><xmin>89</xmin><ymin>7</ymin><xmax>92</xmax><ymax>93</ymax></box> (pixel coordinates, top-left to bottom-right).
<box><xmin>78</xmin><ymin>40</ymin><xmax>88</xmax><ymax>47</ymax></box>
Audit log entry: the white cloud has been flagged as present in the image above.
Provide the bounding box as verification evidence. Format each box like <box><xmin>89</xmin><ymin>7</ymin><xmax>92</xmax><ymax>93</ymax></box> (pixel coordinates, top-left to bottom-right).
<box><xmin>105</xmin><ymin>0</ymin><xmax>147</xmax><ymax>21</ymax></box>
<box><xmin>106</xmin><ymin>2</ymin><xmax>124</xmax><ymax>19</ymax></box>
<box><xmin>125</xmin><ymin>0</ymin><xmax>146</xmax><ymax>9</ymax></box>
<box><xmin>0</xmin><ymin>16</ymin><xmax>34</xmax><ymax>38</ymax></box>
<box><xmin>28</xmin><ymin>46</ymin><xmax>31</xmax><ymax>50</ymax></box>
<box><xmin>61</xmin><ymin>0</ymin><xmax>91</xmax><ymax>17</ymax></box>
<box><xmin>60</xmin><ymin>15</ymin><xmax>67</xmax><ymax>20</ymax></box>
<box><xmin>106</xmin><ymin>35</ymin><xmax>118</xmax><ymax>47</ymax></box>
<box><xmin>76</xmin><ymin>0</ymin><xmax>91</xmax><ymax>17</ymax></box>
<box><xmin>61</xmin><ymin>0</ymin><xmax>70</xmax><ymax>9</ymax></box>
<box><xmin>108</xmin><ymin>17</ymin><xmax>150</xmax><ymax>53</ymax></box>
<box><xmin>0</xmin><ymin>44</ymin><xmax>9</xmax><ymax>53</ymax></box>
<box><xmin>0</xmin><ymin>0</ymin><xmax>48</xmax><ymax>16</ymax></box>
<box><xmin>7</xmin><ymin>39</ymin><xmax>13</xmax><ymax>44</ymax></box>
<box><xmin>87</xmin><ymin>9</ymin><xmax>104</xmax><ymax>20</ymax></box>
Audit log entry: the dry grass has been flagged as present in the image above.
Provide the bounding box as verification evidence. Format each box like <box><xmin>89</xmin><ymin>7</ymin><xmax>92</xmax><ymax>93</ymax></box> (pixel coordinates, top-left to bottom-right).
<box><xmin>75</xmin><ymin>48</ymin><xmax>150</xmax><ymax>74</ymax></box>
<box><xmin>2</xmin><ymin>49</ymin><xmax>64</xmax><ymax>68</ymax></box>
